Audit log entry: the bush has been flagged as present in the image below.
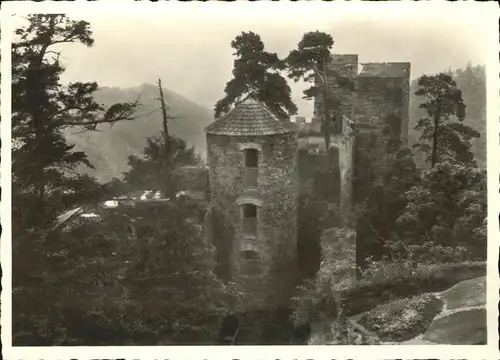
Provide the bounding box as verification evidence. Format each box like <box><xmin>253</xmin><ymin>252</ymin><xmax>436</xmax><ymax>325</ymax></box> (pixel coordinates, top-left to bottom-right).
<box><xmin>13</xmin><ymin>198</ymin><xmax>242</xmax><ymax>345</ymax></box>
<box><xmin>385</xmin><ymin>239</ymin><xmax>472</xmax><ymax>263</ymax></box>
<box><xmin>358</xmin><ymin>293</ymin><xmax>443</xmax><ymax>342</ymax></box>
<box><xmin>339</xmin><ymin>260</ymin><xmax>485</xmax><ymax>316</ymax></box>
<box><xmin>307</xmin><ymin>318</ymin><xmax>362</xmax><ymax>345</ymax></box>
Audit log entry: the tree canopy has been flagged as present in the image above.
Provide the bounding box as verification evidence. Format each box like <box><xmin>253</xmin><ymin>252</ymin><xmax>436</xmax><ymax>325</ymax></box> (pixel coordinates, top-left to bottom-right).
<box><xmin>123</xmin><ymin>132</ymin><xmax>201</xmax><ymax>196</ymax></box>
<box><xmin>396</xmin><ymin>161</ymin><xmax>486</xmax><ymax>259</ymax></box>
<box><xmin>12</xmin><ymin>14</ymin><xmax>139</xmax><ymax>230</ymax></box>
<box><xmin>214</xmin><ymin>31</ymin><xmax>297</xmax><ymax>120</ymax></box>
<box><xmin>413</xmin><ymin>73</ymin><xmax>479</xmax><ymax>168</ymax></box>
<box><xmin>286</xmin><ymin>31</ymin><xmax>355</xmax><ymax>149</ymax></box>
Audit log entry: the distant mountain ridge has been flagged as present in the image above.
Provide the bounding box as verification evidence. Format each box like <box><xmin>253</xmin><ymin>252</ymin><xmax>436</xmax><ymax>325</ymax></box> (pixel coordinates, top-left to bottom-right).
<box><xmin>66</xmin><ymin>84</ymin><xmax>214</xmax><ymax>183</ymax></box>
<box><xmin>68</xmin><ymin>64</ymin><xmax>486</xmax><ymax>183</ymax></box>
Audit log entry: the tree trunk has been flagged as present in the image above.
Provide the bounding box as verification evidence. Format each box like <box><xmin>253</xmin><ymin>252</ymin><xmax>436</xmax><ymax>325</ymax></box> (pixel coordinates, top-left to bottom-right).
<box><xmin>158</xmin><ymin>79</ymin><xmax>170</xmax><ymax>154</ymax></box>
<box><xmin>157</xmin><ymin>78</ymin><xmax>175</xmax><ymax>198</ymax></box>
<box><xmin>431</xmin><ymin>101</ymin><xmax>440</xmax><ymax>168</ymax></box>
<box><xmin>32</xmin><ymin>18</ymin><xmax>57</xmax><ymax>206</ymax></box>
<box><xmin>321</xmin><ymin>61</ymin><xmax>331</xmax><ymax>151</ymax></box>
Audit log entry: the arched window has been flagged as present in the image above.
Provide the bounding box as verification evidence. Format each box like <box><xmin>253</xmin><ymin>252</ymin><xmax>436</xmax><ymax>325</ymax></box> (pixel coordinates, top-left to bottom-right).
<box><xmin>241</xmin><ymin>203</ymin><xmax>257</xmax><ymax>235</ymax></box>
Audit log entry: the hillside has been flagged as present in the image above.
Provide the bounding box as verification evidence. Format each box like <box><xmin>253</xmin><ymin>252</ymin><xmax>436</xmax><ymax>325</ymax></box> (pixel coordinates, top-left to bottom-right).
<box><xmin>66</xmin><ymin>84</ymin><xmax>214</xmax><ymax>183</ymax></box>
<box><xmin>408</xmin><ymin>64</ymin><xmax>486</xmax><ymax>168</ymax></box>
<box><xmin>66</xmin><ymin>65</ymin><xmax>486</xmax><ymax>183</ymax></box>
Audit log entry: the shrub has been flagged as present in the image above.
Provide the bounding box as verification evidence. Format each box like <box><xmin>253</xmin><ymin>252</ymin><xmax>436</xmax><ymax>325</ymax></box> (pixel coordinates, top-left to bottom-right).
<box><xmin>13</xmin><ymin>198</ymin><xmax>242</xmax><ymax>346</ymax></box>
<box><xmin>291</xmin><ymin>227</ymin><xmax>357</xmax><ymax>328</ymax></box>
<box><xmin>307</xmin><ymin>319</ymin><xmax>361</xmax><ymax>345</ymax></box>
<box><xmin>358</xmin><ymin>293</ymin><xmax>443</xmax><ymax>342</ymax></box>
<box><xmin>339</xmin><ymin>260</ymin><xmax>485</xmax><ymax>316</ymax></box>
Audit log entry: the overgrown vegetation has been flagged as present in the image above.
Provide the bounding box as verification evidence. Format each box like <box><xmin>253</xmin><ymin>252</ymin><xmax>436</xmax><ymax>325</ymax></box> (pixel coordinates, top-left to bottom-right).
<box><xmin>13</xmin><ymin>197</ymin><xmax>241</xmax><ymax>345</ymax></box>
<box><xmin>409</xmin><ymin>64</ymin><xmax>486</xmax><ymax>169</ymax></box>
<box><xmin>11</xmin><ymin>14</ymin><xmax>239</xmax><ymax>346</ymax></box>
<box><xmin>11</xmin><ymin>16</ymin><xmax>487</xmax><ymax>346</ymax></box>
<box><xmin>358</xmin><ymin>293</ymin><xmax>443</xmax><ymax>342</ymax></box>
<box><xmin>291</xmin><ymin>61</ymin><xmax>486</xmax><ymax>343</ymax></box>
<box><xmin>286</xmin><ymin>31</ymin><xmax>355</xmax><ymax>149</ymax></box>
<box><xmin>214</xmin><ymin>31</ymin><xmax>297</xmax><ymax>120</ymax></box>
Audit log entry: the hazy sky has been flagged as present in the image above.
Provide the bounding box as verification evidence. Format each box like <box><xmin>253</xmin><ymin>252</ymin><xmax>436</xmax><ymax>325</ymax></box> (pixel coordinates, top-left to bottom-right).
<box><xmin>9</xmin><ymin>1</ymin><xmax>495</xmax><ymax>119</ymax></box>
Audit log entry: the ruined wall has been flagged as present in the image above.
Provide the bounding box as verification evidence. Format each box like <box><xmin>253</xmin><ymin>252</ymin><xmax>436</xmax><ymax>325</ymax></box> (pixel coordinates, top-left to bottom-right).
<box><xmin>206</xmin><ymin>132</ymin><xmax>298</xmax><ymax>310</ymax></box>
<box><xmin>351</xmin><ymin>64</ymin><xmax>410</xmax><ymax>205</ymax></box>
<box><xmin>296</xmin><ymin>112</ymin><xmax>354</xmax><ymax>280</ymax></box>
<box><xmin>351</xmin><ymin>64</ymin><xmax>411</xmax><ymax>266</ymax></box>
<box><xmin>337</xmin><ymin>134</ymin><xmax>353</xmax><ymax>217</ymax></box>
<box><xmin>309</xmin><ymin>54</ymin><xmax>358</xmax><ymax>221</ymax></box>
<box><xmin>314</xmin><ymin>54</ymin><xmax>358</xmax><ymax>132</ymax></box>
<box><xmin>353</xmin><ymin>64</ymin><xmax>410</xmax><ymax>145</ymax></box>
<box><xmin>297</xmin><ymin>121</ymin><xmax>353</xmax><ymax>220</ymax></box>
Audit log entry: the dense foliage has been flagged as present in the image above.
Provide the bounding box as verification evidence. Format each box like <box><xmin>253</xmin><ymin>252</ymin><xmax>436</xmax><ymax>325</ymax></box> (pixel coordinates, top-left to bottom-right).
<box><xmin>396</xmin><ymin>161</ymin><xmax>486</xmax><ymax>259</ymax></box>
<box><xmin>286</xmin><ymin>31</ymin><xmax>355</xmax><ymax>149</ymax></box>
<box><xmin>214</xmin><ymin>31</ymin><xmax>297</xmax><ymax>120</ymax></box>
<box><xmin>123</xmin><ymin>132</ymin><xmax>202</xmax><ymax>196</ymax></box>
<box><xmin>409</xmin><ymin>65</ymin><xmax>486</xmax><ymax>169</ymax></box>
<box><xmin>10</xmin><ymin>16</ymin><xmax>487</xmax><ymax>345</ymax></box>
<box><xmin>11</xmin><ymin>15</ymin><xmax>236</xmax><ymax>346</ymax></box>
<box><xmin>358</xmin><ymin>293</ymin><xmax>443</xmax><ymax>342</ymax></box>
<box><xmin>413</xmin><ymin>73</ymin><xmax>479</xmax><ymax>167</ymax></box>
<box><xmin>12</xmin><ymin>14</ymin><xmax>139</xmax><ymax>231</ymax></box>
<box><xmin>353</xmin><ymin>69</ymin><xmax>486</xmax><ymax>265</ymax></box>
<box><xmin>352</xmin><ymin>111</ymin><xmax>421</xmax><ymax>264</ymax></box>
<box><xmin>13</xmin><ymin>198</ymin><xmax>241</xmax><ymax>345</ymax></box>
<box><xmin>291</xmin><ymin>63</ymin><xmax>486</xmax><ymax>344</ymax></box>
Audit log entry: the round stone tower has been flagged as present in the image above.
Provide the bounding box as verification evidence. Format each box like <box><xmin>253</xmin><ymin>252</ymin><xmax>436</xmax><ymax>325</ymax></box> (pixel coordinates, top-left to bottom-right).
<box><xmin>205</xmin><ymin>98</ymin><xmax>299</xmax><ymax>310</ymax></box>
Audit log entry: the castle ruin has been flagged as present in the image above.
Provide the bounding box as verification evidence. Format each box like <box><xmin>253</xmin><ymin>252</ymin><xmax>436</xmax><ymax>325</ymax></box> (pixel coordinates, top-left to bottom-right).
<box><xmin>199</xmin><ymin>54</ymin><xmax>410</xmax><ymax>313</ymax></box>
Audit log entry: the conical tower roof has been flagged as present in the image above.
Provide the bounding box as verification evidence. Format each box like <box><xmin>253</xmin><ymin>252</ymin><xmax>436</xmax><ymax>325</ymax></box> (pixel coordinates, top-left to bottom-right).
<box><xmin>205</xmin><ymin>98</ymin><xmax>298</xmax><ymax>136</ymax></box>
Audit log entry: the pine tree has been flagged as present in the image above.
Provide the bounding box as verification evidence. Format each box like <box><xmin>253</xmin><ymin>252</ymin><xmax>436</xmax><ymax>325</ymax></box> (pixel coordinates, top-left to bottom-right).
<box><xmin>214</xmin><ymin>31</ymin><xmax>297</xmax><ymax>119</ymax></box>
<box><xmin>12</xmin><ymin>14</ymin><xmax>139</xmax><ymax>231</ymax></box>
<box><xmin>286</xmin><ymin>31</ymin><xmax>355</xmax><ymax>150</ymax></box>
<box><xmin>123</xmin><ymin>134</ymin><xmax>201</xmax><ymax>195</ymax></box>
<box><xmin>413</xmin><ymin>73</ymin><xmax>479</xmax><ymax>168</ymax></box>
<box><xmin>11</xmin><ymin>14</ymin><xmax>139</xmax><ymax>345</ymax></box>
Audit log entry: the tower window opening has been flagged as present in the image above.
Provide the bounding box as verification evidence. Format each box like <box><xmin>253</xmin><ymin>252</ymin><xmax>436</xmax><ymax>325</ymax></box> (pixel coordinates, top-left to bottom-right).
<box><xmin>243</xmin><ymin>149</ymin><xmax>259</xmax><ymax>187</ymax></box>
<box><xmin>241</xmin><ymin>250</ymin><xmax>260</xmax><ymax>260</ymax></box>
<box><xmin>245</xmin><ymin>149</ymin><xmax>259</xmax><ymax>168</ymax></box>
<box><xmin>242</xmin><ymin>203</ymin><xmax>257</xmax><ymax>235</ymax></box>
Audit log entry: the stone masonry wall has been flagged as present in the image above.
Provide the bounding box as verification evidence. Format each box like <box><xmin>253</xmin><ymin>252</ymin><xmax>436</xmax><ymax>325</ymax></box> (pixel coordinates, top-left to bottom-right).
<box><xmin>297</xmin><ymin>134</ymin><xmax>352</xmax><ymax>215</ymax></box>
<box><xmin>206</xmin><ymin>132</ymin><xmax>298</xmax><ymax>310</ymax></box>
<box><xmin>353</xmin><ymin>72</ymin><xmax>410</xmax><ymax>146</ymax></box>
<box><xmin>314</xmin><ymin>54</ymin><xmax>358</xmax><ymax>126</ymax></box>
<box><xmin>351</xmin><ymin>71</ymin><xmax>410</xmax><ymax>206</ymax></box>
